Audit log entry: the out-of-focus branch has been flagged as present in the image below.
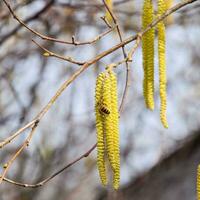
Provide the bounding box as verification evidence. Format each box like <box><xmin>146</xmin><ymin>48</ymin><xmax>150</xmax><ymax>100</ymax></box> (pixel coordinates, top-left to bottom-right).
<box><xmin>0</xmin><ymin>123</ymin><xmax>38</xmax><ymax>183</ymax></box>
<box><xmin>0</xmin><ymin>120</ymin><xmax>38</xmax><ymax>149</ymax></box>
<box><xmin>102</xmin><ymin>0</ymin><xmax>130</xmax><ymax>113</ymax></box>
<box><xmin>1</xmin><ymin>143</ymin><xmax>97</xmax><ymax>188</ymax></box>
<box><xmin>0</xmin><ymin>0</ymin><xmax>55</xmax><ymax>45</ymax></box>
<box><xmin>56</xmin><ymin>0</ymin><xmax>132</xmax><ymax>10</ymax></box>
<box><xmin>32</xmin><ymin>40</ymin><xmax>85</xmax><ymax>65</ymax></box>
<box><xmin>2</xmin><ymin>0</ymin><xmax>114</xmax><ymax>46</ymax></box>
<box><xmin>0</xmin><ymin>0</ymin><xmax>198</xmax><ymax>186</ymax></box>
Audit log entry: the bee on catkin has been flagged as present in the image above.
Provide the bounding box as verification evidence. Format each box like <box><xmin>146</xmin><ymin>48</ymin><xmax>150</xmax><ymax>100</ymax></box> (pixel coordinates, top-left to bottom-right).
<box><xmin>99</xmin><ymin>103</ymin><xmax>110</xmax><ymax>115</ymax></box>
<box><xmin>142</xmin><ymin>0</ymin><xmax>155</xmax><ymax>110</ymax></box>
<box><xmin>95</xmin><ymin>72</ymin><xmax>107</xmax><ymax>186</ymax></box>
<box><xmin>197</xmin><ymin>165</ymin><xmax>200</xmax><ymax>200</ymax></box>
<box><xmin>158</xmin><ymin>0</ymin><xmax>168</xmax><ymax>128</ymax></box>
<box><xmin>103</xmin><ymin>73</ymin><xmax>115</xmax><ymax>170</ymax></box>
<box><xmin>95</xmin><ymin>67</ymin><xmax>120</xmax><ymax>189</ymax></box>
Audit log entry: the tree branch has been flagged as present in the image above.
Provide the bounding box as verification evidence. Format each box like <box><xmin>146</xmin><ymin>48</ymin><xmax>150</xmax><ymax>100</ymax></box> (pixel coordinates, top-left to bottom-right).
<box><xmin>0</xmin><ymin>0</ymin><xmax>55</xmax><ymax>45</ymax></box>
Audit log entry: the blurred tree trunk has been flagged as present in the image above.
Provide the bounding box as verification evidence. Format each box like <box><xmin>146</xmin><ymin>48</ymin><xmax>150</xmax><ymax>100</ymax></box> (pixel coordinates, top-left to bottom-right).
<box><xmin>98</xmin><ymin>129</ymin><xmax>200</xmax><ymax>200</ymax></box>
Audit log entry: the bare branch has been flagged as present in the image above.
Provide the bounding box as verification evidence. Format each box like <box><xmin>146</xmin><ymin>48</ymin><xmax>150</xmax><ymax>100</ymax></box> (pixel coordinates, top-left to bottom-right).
<box><xmin>0</xmin><ymin>0</ymin><xmax>55</xmax><ymax>45</ymax></box>
<box><xmin>2</xmin><ymin>0</ymin><xmax>114</xmax><ymax>46</ymax></box>
<box><xmin>102</xmin><ymin>0</ymin><xmax>130</xmax><ymax>113</ymax></box>
<box><xmin>1</xmin><ymin>143</ymin><xmax>97</xmax><ymax>188</ymax></box>
<box><xmin>0</xmin><ymin>121</ymin><xmax>39</xmax><ymax>183</ymax></box>
<box><xmin>32</xmin><ymin>40</ymin><xmax>85</xmax><ymax>65</ymax></box>
<box><xmin>0</xmin><ymin>119</ymin><xmax>38</xmax><ymax>149</ymax></box>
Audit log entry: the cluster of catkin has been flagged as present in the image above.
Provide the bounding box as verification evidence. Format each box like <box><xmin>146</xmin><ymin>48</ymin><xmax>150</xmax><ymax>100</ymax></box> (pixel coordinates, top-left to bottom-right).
<box><xmin>142</xmin><ymin>0</ymin><xmax>168</xmax><ymax>128</ymax></box>
<box><xmin>95</xmin><ymin>67</ymin><xmax>120</xmax><ymax>189</ymax></box>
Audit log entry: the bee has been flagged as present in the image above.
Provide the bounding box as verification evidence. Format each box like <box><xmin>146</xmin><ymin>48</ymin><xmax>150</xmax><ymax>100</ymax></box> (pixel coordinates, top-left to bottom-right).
<box><xmin>100</xmin><ymin>106</ymin><xmax>110</xmax><ymax>115</ymax></box>
<box><xmin>97</xmin><ymin>103</ymin><xmax>110</xmax><ymax>115</ymax></box>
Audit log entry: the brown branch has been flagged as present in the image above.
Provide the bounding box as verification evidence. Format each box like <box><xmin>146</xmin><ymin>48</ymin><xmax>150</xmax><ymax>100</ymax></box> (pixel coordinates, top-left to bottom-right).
<box><xmin>0</xmin><ymin>0</ymin><xmax>198</xmax><ymax>187</ymax></box>
<box><xmin>102</xmin><ymin>0</ymin><xmax>130</xmax><ymax>113</ymax></box>
<box><xmin>56</xmin><ymin>0</ymin><xmax>132</xmax><ymax>9</ymax></box>
<box><xmin>0</xmin><ymin>119</ymin><xmax>38</xmax><ymax>149</ymax></box>
<box><xmin>1</xmin><ymin>143</ymin><xmax>97</xmax><ymax>188</ymax></box>
<box><xmin>0</xmin><ymin>121</ymin><xmax>39</xmax><ymax>183</ymax></box>
<box><xmin>0</xmin><ymin>0</ymin><xmax>55</xmax><ymax>45</ymax></box>
<box><xmin>32</xmin><ymin>40</ymin><xmax>85</xmax><ymax>65</ymax></box>
<box><xmin>2</xmin><ymin>0</ymin><xmax>114</xmax><ymax>46</ymax></box>
<box><xmin>112</xmin><ymin>34</ymin><xmax>142</xmax><ymax>68</ymax></box>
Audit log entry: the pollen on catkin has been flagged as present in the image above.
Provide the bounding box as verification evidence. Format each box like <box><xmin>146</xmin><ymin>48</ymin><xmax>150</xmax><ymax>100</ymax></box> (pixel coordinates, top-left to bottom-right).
<box><xmin>103</xmin><ymin>73</ymin><xmax>115</xmax><ymax>170</ymax></box>
<box><xmin>95</xmin><ymin>72</ymin><xmax>107</xmax><ymax>186</ymax></box>
<box><xmin>197</xmin><ymin>165</ymin><xmax>200</xmax><ymax>200</ymax></box>
<box><xmin>95</xmin><ymin>68</ymin><xmax>120</xmax><ymax>189</ymax></box>
<box><xmin>109</xmin><ymin>70</ymin><xmax>120</xmax><ymax>190</ymax></box>
<box><xmin>158</xmin><ymin>0</ymin><xmax>168</xmax><ymax>128</ymax></box>
<box><xmin>142</xmin><ymin>0</ymin><xmax>155</xmax><ymax>110</ymax></box>
<box><xmin>105</xmin><ymin>0</ymin><xmax>113</xmax><ymax>24</ymax></box>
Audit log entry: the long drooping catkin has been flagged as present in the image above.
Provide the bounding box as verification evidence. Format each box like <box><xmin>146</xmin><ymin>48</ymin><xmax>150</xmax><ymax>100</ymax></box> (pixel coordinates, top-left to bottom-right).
<box><xmin>142</xmin><ymin>0</ymin><xmax>155</xmax><ymax>110</ymax></box>
<box><xmin>105</xmin><ymin>0</ymin><xmax>113</xmax><ymax>24</ymax></box>
<box><xmin>109</xmin><ymin>70</ymin><xmax>120</xmax><ymax>190</ymax></box>
<box><xmin>95</xmin><ymin>68</ymin><xmax>120</xmax><ymax>189</ymax></box>
<box><xmin>103</xmin><ymin>73</ymin><xmax>115</xmax><ymax>169</ymax></box>
<box><xmin>158</xmin><ymin>0</ymin><xmax>168</xmax><ymax>128</ymax></box>
<box><xmin>95</xmin><ymin>72</ymin><xmax>107</xmax><ymax>186</ymax></box>
<box><xmin>197</xmin><ymin>165</ymin><xmax>200</xmax><ymax>200</ymax></box>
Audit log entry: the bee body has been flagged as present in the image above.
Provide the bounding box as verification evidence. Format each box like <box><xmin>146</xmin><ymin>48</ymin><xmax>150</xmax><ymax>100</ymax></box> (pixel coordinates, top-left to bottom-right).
<box><xmin>99</xmin><ymin>105</ymin><xmax>110</xmax><ymax>115</ymax></box>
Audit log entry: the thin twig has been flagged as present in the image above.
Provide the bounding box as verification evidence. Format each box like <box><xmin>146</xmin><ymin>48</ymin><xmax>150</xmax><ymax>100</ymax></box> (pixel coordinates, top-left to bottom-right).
<box><xmin>2</xmin><ymin>0</ymin><xmax>114</xmax><ymax>46</ymax></box>
<box><xmin>32</xmin><ymin>40</ymin><xmax>85</xmax><ymax>65</ymax></box>
<box><xmin>1</xmin><ymin>143</ymin><xmax>97</xmax><ymax>188</ymax></box>
<box><xmin>0</xmin><ymin>0</ymin><xmax>55</xmax><ymax>45</ymax></box>
<box><xmin>102</xmin><ymin>0</ymin><xmax>130</xmax><ymax>113</ymax></box>
<box><xmin>0</xmin><ymin>122</ymin><xmax>39</xmax><ymax>183</ymax></box>
<box><xmin>0</xmin><ymin>119</ymin><xmax>38</xmax><ymax>149</ymax></box>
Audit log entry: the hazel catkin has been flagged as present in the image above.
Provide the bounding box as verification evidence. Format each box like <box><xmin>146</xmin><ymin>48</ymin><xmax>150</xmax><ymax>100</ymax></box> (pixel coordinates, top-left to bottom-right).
<box><xmin>142</xmin><ymin>0</ymin><xmax>155</xmax><ymax>110</ymax></box>
<box><xmin>95</xmin><ymin>72</ymin><xmax>107</xmax><ymax>186</ymax></box>
<box><xmin>109</xmin><ymin>70</ymin><xmax>120</xmax><ymax>189</ymax></box>
<box><xmin>95</xmin><ymin>68</ymin><xmax>120</xmax><ymax>189</ymax></box>
<box><xmin>158</xmin><ymin>0</ymin><xmax>168</xmax><ymax>128</ymax></box>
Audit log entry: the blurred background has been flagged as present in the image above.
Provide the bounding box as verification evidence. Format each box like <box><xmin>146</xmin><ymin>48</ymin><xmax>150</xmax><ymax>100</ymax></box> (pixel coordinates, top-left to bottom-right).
<box><xmin>0</xmin><ymin>0</ymin><xmax>200</xmax><ymax>199</ymax></box>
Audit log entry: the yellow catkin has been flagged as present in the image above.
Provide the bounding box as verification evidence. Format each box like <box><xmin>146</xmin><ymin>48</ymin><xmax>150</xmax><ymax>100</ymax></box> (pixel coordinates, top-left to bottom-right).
<box><xmin>165</xmin><ymin>0</ymin><xmax>174</xmax><ymax>25</ymax></box>
<box><xmin>105</xmin><ymin>0</ymin><xmax>113</xmax><ymax>24</ymax></box>
<box><xmin>142</xmin><ymin>0</ymin><xmax>155</xmax><ymax>110</ymax></box>
<box><xmin>95</xmin><ymin>69</ymin><xmax>120</xmax><ymax>189</ymax></box>
<box><xmin>103</xmin><ymin>72</ymin><xmax>115</xmax><ymax>170</ymax></box>
<box><xmin>109</xmin><ymin>70</ymin><xmax>120</xmax><ymax>190</ymax></box>
<box><xmin>197</xmin><ymin>165</ymin><xmax>200</xmax><ymax>200</ymax></box>
<box><xmin>158</xmin><ymin>0</ymin><xmax>168</xmax><ymax>128</ymax></box>
<box><xmin>95</xmin><ymin>72</ymin><xmax>107</xmax><ymax>186</ymax></box>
